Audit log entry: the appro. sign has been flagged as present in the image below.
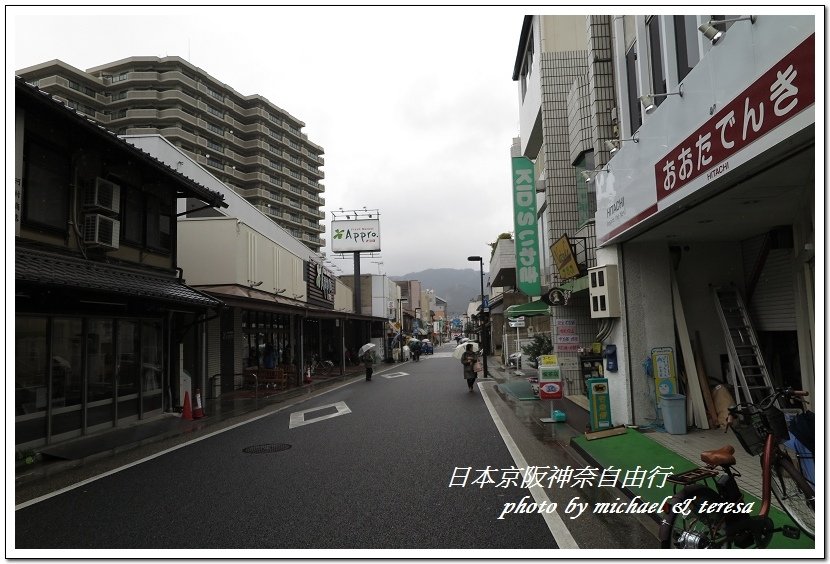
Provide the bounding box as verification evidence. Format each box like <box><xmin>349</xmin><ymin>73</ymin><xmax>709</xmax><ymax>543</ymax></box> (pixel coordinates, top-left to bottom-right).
<box><xmin>331</xmin><ymin>219</ymin><xmax>381</xmax><ymax>252</ymax></box>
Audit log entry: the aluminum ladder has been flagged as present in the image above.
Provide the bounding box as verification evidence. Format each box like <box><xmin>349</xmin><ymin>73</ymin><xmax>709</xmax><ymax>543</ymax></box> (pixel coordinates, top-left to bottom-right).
<box><xmin>712</xmin><ymin>287</ymin><xmax>775</xmax><ymax>405</ymax></box>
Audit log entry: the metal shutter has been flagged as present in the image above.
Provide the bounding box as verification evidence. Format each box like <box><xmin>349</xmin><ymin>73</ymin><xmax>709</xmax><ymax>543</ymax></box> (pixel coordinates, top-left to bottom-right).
<box><xmin>206</xmin><ymin>316</ymin><xmax>221</xmax><ymax>382</ymax></box>
<box><xmin>750</xmin><ymin>249</ymin><xmax>796</xmax><ymax>331</ymax></box>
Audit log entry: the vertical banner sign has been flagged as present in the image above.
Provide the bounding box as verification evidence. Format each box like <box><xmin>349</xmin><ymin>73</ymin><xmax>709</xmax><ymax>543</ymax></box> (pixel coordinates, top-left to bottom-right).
<box><xmin>587</xmin><ymin>378</ymin><xmax>612</xmax><ymax>430</ymax></box>
<box><xmin>537</xmin><ymin>354</ymin><xmax>563</xmax><ymax>399</ymax></box>
<box><xmin>511</xmin><ymin>157</ymin><xmax>542</xmax><ymax>296</ymax></box>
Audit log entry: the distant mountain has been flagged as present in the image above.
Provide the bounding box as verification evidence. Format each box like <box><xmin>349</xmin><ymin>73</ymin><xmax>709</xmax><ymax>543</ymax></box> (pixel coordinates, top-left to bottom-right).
<box><xmin>391</xmin><ymin>268</ymin><xmax>486</xmax><ymax>317</ymax></box>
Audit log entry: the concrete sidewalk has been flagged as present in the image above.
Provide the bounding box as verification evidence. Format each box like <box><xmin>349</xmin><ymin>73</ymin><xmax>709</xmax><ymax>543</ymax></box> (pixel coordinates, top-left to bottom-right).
<box><xmin>487</xmin><ymin>357</ymin><xmax>812</xmax><ymax>550</ymax></box>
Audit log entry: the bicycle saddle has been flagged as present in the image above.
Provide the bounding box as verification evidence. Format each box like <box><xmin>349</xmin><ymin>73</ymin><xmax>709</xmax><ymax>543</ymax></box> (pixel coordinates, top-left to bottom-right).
<box><xmin>700</xmin><ymin>444</ymin><xmax>736</xmax><ymax>467</ymax></box>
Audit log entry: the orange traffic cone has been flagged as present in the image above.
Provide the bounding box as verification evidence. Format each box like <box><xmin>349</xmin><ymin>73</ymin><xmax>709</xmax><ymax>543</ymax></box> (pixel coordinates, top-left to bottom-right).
<box><xmin>181</xmin><ymin>390</ymin><xmax>193</xmax><ymax>420</ymax></box>
<box><xmin>193</xmin><ymin>388</ymin><xmax>205</xmax><ymax>419</ymax></box>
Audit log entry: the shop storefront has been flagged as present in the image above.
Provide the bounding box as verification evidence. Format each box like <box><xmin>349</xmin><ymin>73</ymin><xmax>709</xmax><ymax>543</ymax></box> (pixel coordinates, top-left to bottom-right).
<box><xmin>596</xmin><ymin>19</ymin><xmax>816</xmax><ymax>426</ymax></box>
<box><xmin>15</xmin><ymin>249</ymin><xmax>222</xmax><ymax>450</ymax></box>
<box><xmin>199</xmin><ymin>264</ymin><xmax>382</xmax><ymax>394</ymax></box>
<box><xmin>14</xmin><ymin>77</ymin><xmax>227</xmax><ymax>450</ymax></box>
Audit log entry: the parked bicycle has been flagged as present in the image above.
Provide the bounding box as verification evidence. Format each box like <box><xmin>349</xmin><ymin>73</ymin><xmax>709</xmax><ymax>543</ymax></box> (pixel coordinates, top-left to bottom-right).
<box><xmin>659</xmin><ymin>387</ymin><xmax>815</xmax><ymax>549</ymax></box>
<box><xmin>306</xmin><ymin>354</ymin><xmax>334</xmax><ymax>378</ymax></box>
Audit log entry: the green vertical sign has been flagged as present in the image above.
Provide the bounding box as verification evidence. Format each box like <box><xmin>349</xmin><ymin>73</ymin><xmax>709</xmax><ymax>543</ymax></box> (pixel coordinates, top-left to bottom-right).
<box><xmin>587</xmin><ymin>377</ymin><xmax>612</xmax><ymax>430</ymax></box>
<box><xmin>511</xmin><ymin>157</ymin><xmax>542</xmax><ymax>296</ymax></box>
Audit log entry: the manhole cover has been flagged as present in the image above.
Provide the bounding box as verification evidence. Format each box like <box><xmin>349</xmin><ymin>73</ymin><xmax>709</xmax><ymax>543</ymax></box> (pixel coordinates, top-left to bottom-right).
<box><xmin>243</xmin><ymin>443</ymin><xmax>292</xmax><ymax>454</ymax></box>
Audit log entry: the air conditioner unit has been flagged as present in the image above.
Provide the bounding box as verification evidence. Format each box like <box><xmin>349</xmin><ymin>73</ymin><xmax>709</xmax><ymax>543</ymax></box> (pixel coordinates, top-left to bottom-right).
<box><xmin>84</xmin><ymin>214</ymin><xmax>120</xmax><ymax>249</ymax></box>
<box><xmin>84</xmin><ymin>177</ymin><xmax>121</xmax><ymax>214</ymax></box>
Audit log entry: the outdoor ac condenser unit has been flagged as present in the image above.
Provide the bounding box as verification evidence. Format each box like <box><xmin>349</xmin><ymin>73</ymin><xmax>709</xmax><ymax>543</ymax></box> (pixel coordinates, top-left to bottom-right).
<box><xmin>84</xmin><ymin>177</ymin><xmax>121</xmax><ymax>214</ymax></box>
<box><xmin>83</xmin><ymin>214</ymin><xmax>120</xmax><ymax>249</ymax></box>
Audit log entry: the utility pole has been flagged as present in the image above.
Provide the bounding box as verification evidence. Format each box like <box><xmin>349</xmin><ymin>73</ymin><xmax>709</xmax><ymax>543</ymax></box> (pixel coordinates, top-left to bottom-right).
<box><xmin>467</xmin><ymin>255</ymin><xmax>489</xmax><ymax>379</ymax></box>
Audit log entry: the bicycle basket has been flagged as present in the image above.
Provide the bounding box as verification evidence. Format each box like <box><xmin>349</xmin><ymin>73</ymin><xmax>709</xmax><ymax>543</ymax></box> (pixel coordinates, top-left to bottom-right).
<box><xmin>763</xmin><ymin>405</ymin><xmax>790</xmax><ymax>440</ymax></box>
<box><xmin>730</xmin><ymin>405</ymin><xmax>789</xmax><ymax>455</ymax></box>
<box><xmin>731</xmin><ymin>408</ymin><xmax>765</xmax><ymax>456</ymax></box>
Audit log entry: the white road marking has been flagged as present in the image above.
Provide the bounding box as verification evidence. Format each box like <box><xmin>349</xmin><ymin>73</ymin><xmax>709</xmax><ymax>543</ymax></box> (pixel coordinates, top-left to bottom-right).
<box><xmin>479</xmin><ymin>382</ymin><xmax>580</xmax><ymax>550</ymax></box>
<box><xmin>380</xmin><ymin>372</ymin><xmax>409</xmax><ymax>379</ymax></box>
<box><xmin>15</xmin><ymin>377</ymin><xmax>364</xmax><ymax>511</ymax></box>
<box><xmin>288</xmin><ymin>401</ymin><xmax>351</xmax><ymax>428</ymax></box>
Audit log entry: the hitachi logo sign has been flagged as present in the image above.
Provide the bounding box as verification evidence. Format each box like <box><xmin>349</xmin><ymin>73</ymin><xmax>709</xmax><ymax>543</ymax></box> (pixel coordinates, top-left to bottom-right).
<box><xmin>707</xmin><ymin>162</ymin><xmax>730</xmax><ymax>181</ymax></box>
<box><xmin>607</xmin><ymin>197</ymin><xmax>624</xmax><ymax>217</ymax></box>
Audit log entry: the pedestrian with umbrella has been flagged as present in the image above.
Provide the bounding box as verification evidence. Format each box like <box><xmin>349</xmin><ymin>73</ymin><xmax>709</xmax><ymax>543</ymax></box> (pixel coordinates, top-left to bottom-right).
<box><xmin>409</xmin><ymin>338</ymin><xmax>421</xmax><ymax>362</ymax></box>
<box><xmin>454</xmin><ymin>342</ymin><xmax>480</xmax><ymax>392</ymax></box>
<box><xmin>359</xmin><ymin>343</ymin><xmax>376</xmax><ymax>381</ymax></box>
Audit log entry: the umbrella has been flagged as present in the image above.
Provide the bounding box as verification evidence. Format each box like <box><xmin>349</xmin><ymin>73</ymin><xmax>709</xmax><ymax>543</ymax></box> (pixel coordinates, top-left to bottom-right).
<box><xmin>358</xmin><ymin>343</ymin><xmax>376</xmax><ymax>356</ymax></box>
<box><xmin>452</xmin><ymin>341</ymin><xmax>479</xmax><ymax>360</ymax></box>
<box><xmin>52</xmin><ymin>356</ymin><xmax>72</xmax><ymax>369</ymax></box>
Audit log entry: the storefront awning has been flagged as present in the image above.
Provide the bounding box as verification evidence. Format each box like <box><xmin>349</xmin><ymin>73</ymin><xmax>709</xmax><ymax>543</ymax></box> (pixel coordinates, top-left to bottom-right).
<box><xmin>16</xmin><ymin>247</ymin><xmax>223</xmax><ymax>309</ymax></box>
<box><xmin>504</xmin><ymin>300</ymin><xmax>551</xmax><ymax>317</ymax></box>
<box><xmin>560</xmin><ymin>275</ymin><xmax>589</xmax><ymax>293</ymax></box>
<box><xmin>197</xmin><ymin>284</ymin><xmax>384</xmax><ymax>322</ymax></box>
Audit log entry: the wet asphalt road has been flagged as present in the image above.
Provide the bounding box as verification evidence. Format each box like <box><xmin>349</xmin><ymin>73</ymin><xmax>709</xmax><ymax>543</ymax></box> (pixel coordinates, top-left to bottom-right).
<box><xmin>15</xmin><ymin>348</ymin><xmax>565</xmax><ymax>552</ymax></box>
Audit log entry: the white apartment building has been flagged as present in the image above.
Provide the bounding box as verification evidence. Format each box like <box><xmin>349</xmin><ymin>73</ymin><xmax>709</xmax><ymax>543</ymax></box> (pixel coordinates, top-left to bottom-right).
<box><xmin>16</xmin><ymin>56</ymin><xmax>327</xmax><ymax>252</ymax></box>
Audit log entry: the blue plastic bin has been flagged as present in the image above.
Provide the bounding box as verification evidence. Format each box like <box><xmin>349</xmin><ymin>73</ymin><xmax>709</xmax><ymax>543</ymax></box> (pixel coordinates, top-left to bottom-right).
<box><xmin>661</xmin><ymin>394</ymin><xmax>687</xmax><ymax>435</ymax></box>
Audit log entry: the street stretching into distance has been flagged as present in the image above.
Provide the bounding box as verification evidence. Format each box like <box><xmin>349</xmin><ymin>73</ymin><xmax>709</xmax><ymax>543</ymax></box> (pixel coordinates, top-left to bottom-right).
<box><xmin>15</xmin><ymin>344</ymin><xmax>656</xmax><ymax>552</ymax></box>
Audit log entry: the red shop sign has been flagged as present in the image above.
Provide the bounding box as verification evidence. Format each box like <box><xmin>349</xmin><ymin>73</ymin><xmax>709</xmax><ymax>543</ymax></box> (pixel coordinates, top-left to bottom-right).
<box><xmin>655</xmin><ymin>34</ymin><xmax>815</xmax><ymax>201</ymax></box>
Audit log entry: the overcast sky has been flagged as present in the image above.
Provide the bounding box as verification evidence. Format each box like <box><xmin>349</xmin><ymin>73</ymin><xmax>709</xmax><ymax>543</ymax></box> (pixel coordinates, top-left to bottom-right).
<box><xmin>9</xmin><ymin>5</ymin><xmax>536</xmax><ymax>277</ymax></box>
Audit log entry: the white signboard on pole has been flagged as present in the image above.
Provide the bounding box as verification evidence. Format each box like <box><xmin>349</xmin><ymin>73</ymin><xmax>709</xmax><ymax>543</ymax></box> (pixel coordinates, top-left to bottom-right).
<box><xmin>508</xmin><ymin>316</ymin><xmax>525</xmax><ymax>328</ymax></box>
<box><xmin>331</xmin><ymin>219</ymin><xmax>381</xmax><ymax>252</ymax></box>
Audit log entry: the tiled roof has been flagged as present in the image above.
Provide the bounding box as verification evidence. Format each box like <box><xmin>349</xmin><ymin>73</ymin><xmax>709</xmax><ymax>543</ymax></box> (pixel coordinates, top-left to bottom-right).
<box><xmin>16</xmin><ymin>247</ymin><xmax>223</xmax><ymax>309</ymax></box>
<box><xmin>15</xmin><ymin>76</ymin><xmax>227</xmax><ymax>209</ymax></box>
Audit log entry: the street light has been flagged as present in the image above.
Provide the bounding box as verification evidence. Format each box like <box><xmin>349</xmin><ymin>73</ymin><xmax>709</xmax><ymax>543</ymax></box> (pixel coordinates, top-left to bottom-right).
<box><xmin>396</xmin><ymin>298</ymin><xmax>406</xmax><ymax>362</ymax></box>
<box><xmin>467</xmin><ymin>255</ymin><xmax>489</xmax><ymax>379</ymax></box>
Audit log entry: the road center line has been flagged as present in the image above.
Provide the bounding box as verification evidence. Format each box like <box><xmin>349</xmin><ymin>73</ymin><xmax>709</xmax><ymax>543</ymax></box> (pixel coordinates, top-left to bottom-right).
<box><xmin>478</xmin><ymin>382</ymin><xmax>580</xmax><ymax>550</ymax></box>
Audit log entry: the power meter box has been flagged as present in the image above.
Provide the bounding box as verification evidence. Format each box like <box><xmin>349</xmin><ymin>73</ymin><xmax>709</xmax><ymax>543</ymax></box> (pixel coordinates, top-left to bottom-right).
<box><xmin>588</xmin><ymin>265</ymin><xmax>621</xmax><ymax>318</ymax></box>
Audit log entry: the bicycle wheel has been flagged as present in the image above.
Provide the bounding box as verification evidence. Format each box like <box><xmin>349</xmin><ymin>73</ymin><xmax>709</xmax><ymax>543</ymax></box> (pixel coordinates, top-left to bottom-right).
<box><xmin>659</xmin><ymin>485</ymin><xmax>730</xmax><ymax>549</ymax></box>
<box><xmin>771</xmin><ymin>456</ymin><xmax>815</xmax><ymax>539</ymax></box>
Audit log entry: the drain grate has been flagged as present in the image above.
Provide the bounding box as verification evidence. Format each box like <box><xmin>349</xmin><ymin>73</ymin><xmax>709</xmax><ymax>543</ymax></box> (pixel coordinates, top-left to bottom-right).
<box><xmin>243</xmin><ymin>443</ymin><xmax>292</xmax><ymax>454</ymax></box>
